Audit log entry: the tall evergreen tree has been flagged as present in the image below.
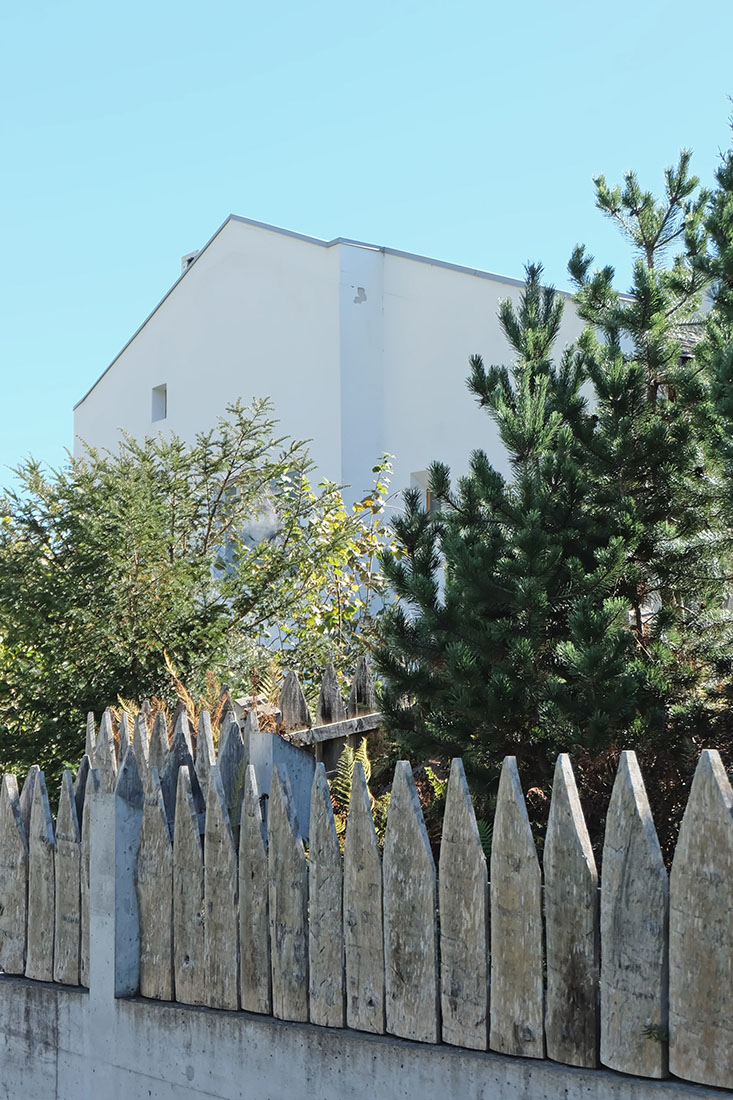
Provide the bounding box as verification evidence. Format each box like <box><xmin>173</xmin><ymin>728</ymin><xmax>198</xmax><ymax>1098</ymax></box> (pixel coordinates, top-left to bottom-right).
<box><xmin>378</xmin><ymin>151</ymin><xmax>731</xmax><ymax>810</ymax></box>
<box><xmin>378</xmin><ymin>266</ymin><xmax>641</xmax><ymax>799</ymax></box>
<box><xmin>568</xmin><ymin>152</ymin><xmax>730</xmax><ymax>739</ymax></box>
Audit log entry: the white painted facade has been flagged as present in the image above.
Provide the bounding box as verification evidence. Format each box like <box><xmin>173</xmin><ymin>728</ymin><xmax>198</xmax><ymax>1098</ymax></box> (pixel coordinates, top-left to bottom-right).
<box><xmin>74</xmin><ymin>216</ymin><xmax>586</xmax><ymax>503</ymax></box>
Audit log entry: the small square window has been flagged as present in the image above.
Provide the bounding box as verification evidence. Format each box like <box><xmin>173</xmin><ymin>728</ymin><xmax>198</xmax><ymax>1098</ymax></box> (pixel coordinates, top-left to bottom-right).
<box><xmin>152</xmin><ymin>384</ymin><xmax>167</xmax><ymax>421</ymax></box>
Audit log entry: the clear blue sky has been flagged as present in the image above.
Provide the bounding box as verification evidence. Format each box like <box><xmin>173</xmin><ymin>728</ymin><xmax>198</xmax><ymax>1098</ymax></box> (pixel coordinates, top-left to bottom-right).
<box><xmin>1</xmin><ymin>0</ymin><xmax>731</xmax><ymax>478</ymax></box>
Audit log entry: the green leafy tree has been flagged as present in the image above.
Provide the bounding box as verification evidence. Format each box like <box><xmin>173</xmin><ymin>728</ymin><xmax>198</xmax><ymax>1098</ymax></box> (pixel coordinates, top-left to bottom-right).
<box><xmin>378</xmin><ymin>150</ymin><xmax>732</xmax><ymax>812</ymax></box>
<box><xmin>0</xmin><ymin>400</ymin><xmax>394</xmax><ymax>781</ymax></box>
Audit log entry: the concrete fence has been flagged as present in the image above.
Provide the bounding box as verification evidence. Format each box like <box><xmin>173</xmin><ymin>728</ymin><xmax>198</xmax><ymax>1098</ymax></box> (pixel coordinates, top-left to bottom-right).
<box><xmin>0</xmin><ymin>701</ymin><xmax>731</xmax><ymax>1100</ymax></box>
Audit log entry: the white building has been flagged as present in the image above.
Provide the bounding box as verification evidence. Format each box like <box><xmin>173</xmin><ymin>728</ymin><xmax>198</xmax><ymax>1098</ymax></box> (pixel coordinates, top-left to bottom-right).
<box><xmin>73</xmin><ymin>216</ymin><xmax>586</xmax><ymax>504</ymax></box>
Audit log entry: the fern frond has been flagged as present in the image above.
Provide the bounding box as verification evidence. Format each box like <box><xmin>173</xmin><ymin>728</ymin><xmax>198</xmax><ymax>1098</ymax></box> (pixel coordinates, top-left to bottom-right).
<box><xmin>423</xmin><ymin>765</ymin><xmax>447</xmax><ymax>801</ymax></box>
<box><xmin>331</xmin><ymin>744</ymin><xmax>355</xmax><ymax>813</ymax></box>
<box><xmin>116</xmin><ymin>696</ymin><xmax>140</xmax><ymax>723</ymax></box>
<box><xmin>372</xmin><ymin>791</ymin><xmax>390</xmax><ymax>843</ymax></box>
<box><xmin>354</xmin><ymin>737</ymin><xmax>371</xmax><ymax>784</ymax></box>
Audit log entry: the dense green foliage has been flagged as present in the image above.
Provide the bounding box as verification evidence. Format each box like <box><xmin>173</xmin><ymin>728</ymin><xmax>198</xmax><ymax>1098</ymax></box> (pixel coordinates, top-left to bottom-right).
<box><xmin>378</xmin><ymin>148</ymin><xmax>733</xmax><ymax>813</ymax></box>
<box><xmin>0</xmin><ymin>400</ymin><xmax>394</xmax><ymax>781</ymax></box>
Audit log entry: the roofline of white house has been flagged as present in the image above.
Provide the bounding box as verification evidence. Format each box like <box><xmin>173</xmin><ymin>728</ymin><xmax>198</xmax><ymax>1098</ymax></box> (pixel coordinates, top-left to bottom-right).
<box><xmin>74</xmin><ymin>214</ymin><xmax>564</xmax><ymax>410</ymax></box>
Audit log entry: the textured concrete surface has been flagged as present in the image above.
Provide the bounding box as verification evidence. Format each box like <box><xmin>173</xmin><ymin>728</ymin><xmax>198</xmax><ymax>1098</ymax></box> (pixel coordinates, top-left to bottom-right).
<box><xmin>0</xmin><ymin>975</ymin><xmax>726</xmax><ymax>1100</ymax></box>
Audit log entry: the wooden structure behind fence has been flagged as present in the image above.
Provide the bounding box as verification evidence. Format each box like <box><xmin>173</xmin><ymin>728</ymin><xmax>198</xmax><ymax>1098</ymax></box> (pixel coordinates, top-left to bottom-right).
<box><xmin>0</xmin><ymin>668</ymin><xmax>731</xmax><ymax>1092</ymax></box>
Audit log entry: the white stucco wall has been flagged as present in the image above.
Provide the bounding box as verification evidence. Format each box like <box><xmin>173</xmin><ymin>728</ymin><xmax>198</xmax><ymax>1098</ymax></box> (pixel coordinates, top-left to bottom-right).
<box><xmin>74</xmin><ymin>220</ymin><xmax>342</xmax><ymax>484</ymax></box>
<box><xmin>74</xmin><ymin>218</ymin><xmax>587</xmax><ymax>503</ymax></box>
<box><xmin>380</xmin><ymin>252</ymin><xmax>585</xmax><ymax>500</ymax></box>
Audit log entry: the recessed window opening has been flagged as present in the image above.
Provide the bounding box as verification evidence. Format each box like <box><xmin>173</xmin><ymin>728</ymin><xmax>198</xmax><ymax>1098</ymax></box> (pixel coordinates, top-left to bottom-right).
<box><xmin>152</xmin><ymin>384</ymin><xmax>167</xmax><ymax>422</ymax></box>
<box><xmin>411</xmin><ymin>470</ymin><xmax>441</xmax><ymax>514</ymax></box>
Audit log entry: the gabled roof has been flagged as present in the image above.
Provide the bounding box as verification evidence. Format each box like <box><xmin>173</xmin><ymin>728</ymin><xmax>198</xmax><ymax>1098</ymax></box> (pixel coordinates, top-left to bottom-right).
<box><xmin>74</xmin><ymin>215</ymin><xmax>530</xmax><ymax>410</ymax></box>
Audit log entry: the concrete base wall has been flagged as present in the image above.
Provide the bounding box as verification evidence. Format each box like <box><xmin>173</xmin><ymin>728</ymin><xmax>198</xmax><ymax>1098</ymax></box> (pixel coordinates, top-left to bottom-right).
<box><xmin>0</xmin><ymin>976</ymin><xmax>724</xmax><ymax>1100</ymax></box>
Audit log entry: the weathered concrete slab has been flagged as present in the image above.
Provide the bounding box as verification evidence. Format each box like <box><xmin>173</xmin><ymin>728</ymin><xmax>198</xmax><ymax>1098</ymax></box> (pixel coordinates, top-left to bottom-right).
<box><xmin>80</xmin><ymin>767</ymin><xmax>100</xmax><ymax>987</ymax></box>
<box><xmin>216</xmin><ymin>718</ymin><xmax>246</xmax><ymax>832</ymax></box>
<box><xmin>0</xmin><ymin>774</ymin><xmax>28</xmax><ymax>974</ymax></box>
<box><xmin>94</xmin><ymin>709</ymin><xmax>118</xmax><ymax>793</ymax></box>
<box><xmin>53</xmin><ymin>770</ymin><xmax>81</xmax><ymax>986</ymax></box>
<box><xmin>26</xmin><ymin>771</ymin><xmax>56</xmax><ymax>982</ymax></box>
<box><xmin>490</xmin><ymin>756</ymin><xmax>544</xmax><ymax>1059</ymax></box>
<box><xmin>347</xmin><ymin>655</ymin><xmax>376</xmax><ymax>717</ymax></box>
<box><xmin>439</xmin><ymin>757</ymin><xmax>488</xmax><ymax>1051</ymax></box>
<box><xmin>149</xmin><ymin>712</ymin><xmax>169</xmax><ymax>776</ymax></box>
<box><xmin>669</xmin><ymin>749</ymin><xmax>733</xmax><ymax>1090</ymax></box>
<box><xmin>601</xmin><ymin>751</ymin><xmax>668</xmax><ymax>1079</ymax></box>
<box><xmin>173</xmin><ymin>767</ymin><xmax>205</xmax><ymax>1006</ymax></box>
<box><xmin>316</xmin><ymin>662</ymin><xmax>347</xmax><ymax>726</ymax></box>
<box><xmin>239</xmin><ymin>765</ymin><xmax>271</xmax><ymax>1015</ymax></box>
<box><xmin>136</xmin><ymin>767</ymin><xmax>173</xmax><ymax>1001</ymax></box>
<box><xmin>268</xmin><ymin>766</ymin><xmax>308</xmax><ymax>1022</ymax></box>
<box><xmin>0</xmin><ymin>974</ymin><xmax>730</xmax><ymax>1100</ymax></box>
<box><xmin>203</xmin><ymin>767</ymin><xmax>239</xmax><ymax>1010</ymax></box>
<box><xmin>544</xmin><ymin>754</ymin><xmax>598</xmax><ymax>1067</ymax></box>
<box><xmin>308</xmin><ymin>764</ymin><xmax>344</xmax><ymax>1027</ymax></box>
<box><xmin>344</xmin><ymin>761</ymin><xmax>384</xmax><ymax>1034</ymax></box>
<box><xmin>194</xmin><ymin>710</ymin><xmax>215</xmax><ymax>798</ymax></box>
<box><xmin>383</xmin><ymin>761</ymin><xmax>439</xmax><ymax>1043</ymax></box>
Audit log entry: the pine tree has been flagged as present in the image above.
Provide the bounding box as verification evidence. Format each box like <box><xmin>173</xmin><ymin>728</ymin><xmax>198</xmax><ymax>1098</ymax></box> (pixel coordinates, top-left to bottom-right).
<box><xmin>378</xmin><ymin>151</ymin><xmax>732</xmax><ymax>811</ymax></box>
<box><xmin>378</xmin><ymin>266</ymin><xmax>643</xmax><ymax>800</ymax></box>
<box><xmin>569</xmin><ymin>152</ymin><xmax>731</xmax><ymax>742</ymax></box>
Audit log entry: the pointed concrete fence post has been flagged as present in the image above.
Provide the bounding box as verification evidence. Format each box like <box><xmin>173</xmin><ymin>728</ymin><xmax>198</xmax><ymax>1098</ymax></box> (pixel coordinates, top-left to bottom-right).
<box><xmin>80</xmin><ymin>767</ymin><xmax>101</xmax><ymax>987</ymax></box>
<box><xmin>112</xmin><ymin>747</ymin><xmax>144</xmax><ymax>996</ymax></box>
<box><xmin>383</xmin><ymin>760</ymin><xmax>439</xmax><ymax>1043</ymax></box>
<box><xmin>25</xmin><ymin>770</ymin><xmax>56</xmax><ymax>981</ymax></box>
<box><xmin>543</xmin><ymin>754</ymin><xmax>599</xmax><ymax>1068</ymax></box>
<box><xmin>195</xmin><ymin>710</ymin><xmax>216</xmax><ymax>799</ymax></box>
<box><xmin>137</xmin><ymin>766</ymin><xmax>173</xmax><ymax>1001</ymax></box>
<box><xmin>239</xmin><ymin>765</ymin><xmax>271</xmax><ymax>1014</ymax></box>
<box><xmin>74</xmin><ymin>754</ymin><xmax>91</xmax><ymax>829</ymax></box>
<box><xmin>95</xmin><ymin>708</ymin><xmax>117</xmax><ymax>789</ymax></box>
<box><xmin>160</xmin><ymin>710</ymin><xmax>198</xmax><ymax>832</ymax></box>
<box><xmin>243</xmin><ymin>706</ymin><xmax>259</xmax><ymax>736</ymax></box>
<box><xmin>316</xmin><ymin>662</ymin><xmax>347</xmax><ymax>726</ymax></box>
<box><xmin>216</xmin><ymin>717</ymin><xmax>246</xmax><ymax>831</ymax></box>
<box><xmin>19</xmin><ymin>764</ymin><xmax>39</xmax><ymax>842</ymax></box>
<box><xmin>439</xmin><ymin>758</ymin><xmax>489</xmax><ymax>1051</ymax></box>
<box><xmin>490</xmin><ymin>756</ymin><xmax>544</xmax><ymax>1059</ymax></box>
<box><xmin>268</xmin><ymin>766</ymin><xmax>308</xmax><ymax>1022</ymax></box>
<box><xmin>309</xmin><ymin>763</ymin><xmax>344</xmax><ymax>1027</ymax></box>
<box><xmin>343</xmin><ymin>761</ymin><xmax>385</xmax><ymax>1034</ymax></box>
<box><xmin>149</xmin><ymin>711</ymin><xmax>169</xmax><ymax>776</ymax></box>
<box><xmin>173</xmin><ymin>767</ymin><xmax>205</xmax><ymax>1006</ymax></box>
<box><xmin>600</xmin><ymin>750</ymin><xmax>668</xmax><ymax>1079</ymax></box>
<box><xmin>118</xmin><ymin>712</ymin><xmax>131</xmax><ymax>762</ymax></box>
<box><xmin>279</xmin><ymin>671</ymin><xmax>312</xmax><ymax>731</ymax></box>
<box><xmin>132</xmin><ymin>712</ymin><xmax>150</xmax><ymax>781</ymax></box>
<box><xmin>94</xmin><ymin>708</ymin><xmax>118</xmax><ymax>793</ymax></box>
<box><xmin>85</xmin><ymin>749</ymin><xmax>144</xmax><ymax>1009</ymax></box>
<box><xmin>203</xmin><ymin>766</ymin><xmax>239</xmax><ymax>1010</ymax></box>
<box><xmin>0</xmin><ymin>774</ymin><xmax>28</xmax><ymax>974</ymax></box>
<box><xmin>669</xmin><ymin>749</ymin><xmax>733</xmax><ymax>1090</ymax></box>
<box><xmin>54</xmin><ymin>770</ymin><xmax>81</xmax><ymax>986</ymax></box>
<box><xmin>347</xmin><ymin>655</ymin><xmax>377</xmax><ymax>718</ymax></box>
<box><xmin>85</xmin><ymin>711</ymin><xmax>97</xmax><ymax>758</ymax></box>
